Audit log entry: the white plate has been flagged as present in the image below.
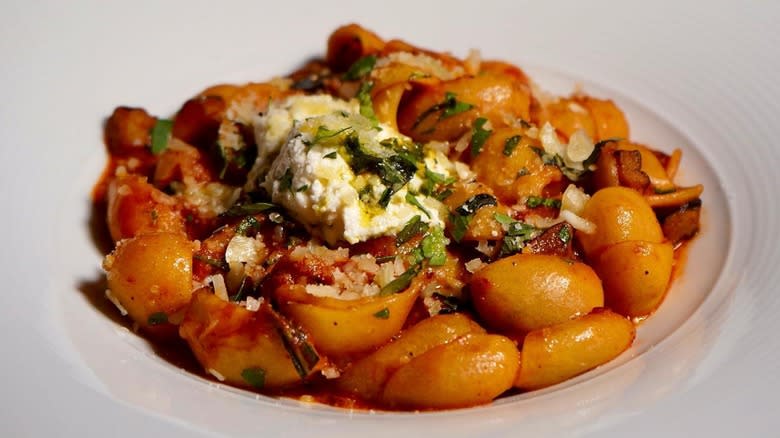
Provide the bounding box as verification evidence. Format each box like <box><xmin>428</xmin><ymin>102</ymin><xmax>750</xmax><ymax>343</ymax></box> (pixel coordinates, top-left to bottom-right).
<box><xmin>2</xmin><ymin>0</ymin><xmax>779</xmax><ymax>436</ymax></box>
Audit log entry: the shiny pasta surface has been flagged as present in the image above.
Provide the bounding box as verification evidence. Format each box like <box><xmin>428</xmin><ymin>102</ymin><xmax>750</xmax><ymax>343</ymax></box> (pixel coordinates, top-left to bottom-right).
<box><xmin>94</xmin><ymin>24</ymin><xmax>702</xmax><ymax>411</ymax></box>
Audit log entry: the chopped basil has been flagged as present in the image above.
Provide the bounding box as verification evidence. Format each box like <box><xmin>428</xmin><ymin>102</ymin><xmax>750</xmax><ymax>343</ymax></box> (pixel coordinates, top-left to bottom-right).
<box><xmin>241</xmin><ymin>367</ymin><xmax>266</xmax><ymax>389</ymax></box>
<box><xmin>435</xmin><ymin>188</ymin><xmax>453</xmax><ymax>201</ymax></box>
<box><xmin>493</xmin><ymin>212</ymin><xmax>515</xmax><ymax>226</ymax></box>
<box><xmin>586</xmin><ymin>138</ymin><xmax>622</xmax><ymax>168</ymax></box>
<box><xmin>230</xmin><ymin>276</ymin><xmax>251</xmax><ymax>302</ymax></box>
<box><xmin>323</xmin><ymin>151</ymin><xmax>338</xmax><ymax>159</ymax></box>
<box><xmin>405</xmin><ymin>192</ymin><xmax>431</xmax><ymax>218</ymax></box>
<box><xmin>150</xmin><ymin>209</ymin><xmax>158</xmax><ymax>223</ymax></box>
<box><xmin>503</xmin><ymin>135</ymin><xmax>521</xmax><ymax>156</ymax></box>
<box><xmin>450</xmin><ymin>193</ymin><xmax>497</xmax><ymax>243</ymax></box>
<box><xmin>431</xmin><ymin>292</ymin><xmax>462</xmax><ymax>315</ymax></box>
<box><xmin>530</xmin><ymin>146</ymin><xmax>588</xmax><ymax>181</ymax></box>
<box><xmin>470</xmin><ymin>117</ymin><xmax>492</xmax><ymax>157</ymax></box>
<box><xmin>236</xmin><ymin>215</ymin><xmax>260</xmax><ymax>236</ymax></box>
<box><xmin>526</xmin><ymin>196</ymin><xmax>561</xmax><ymax>209</ymax></box>
<box><xmin>494</xmin><ymin>212</ymin><xmax>539</xmax><ymax>257</ymax></box>
<box><xmin>278</xmin><ymin>167</ymin><xmax>294</xmax><ymax>192</ymax></box>
<box><xmin>449</xmin><ymin>212</ymin><xmax>471</xmax><ymax>243</ymax></box>
<box><xmin>420</xmin><ymin>167</ymin><xmax>456</xmax><ymax>199</ymax></box>
<box><xmin>266</xmin><ymin>307</ymin><xmax>320</xmax><ymax>379</ymax></box>
<box><xmin>356</xmin><ymin>81</ymin><xmax>378</xmax><ymax>125</ymax></box>
<box><xmin>375</xmin><ymin>255</ymin><xmax>397</xmax><ymax>264</ymax></box>
<box><xmin>343</xmin><ymin>55</ymin><xmax>377</xmax><ymax>81</ymax></box>
<box><xmin>558</xmin><ymin>225</ymin><xmax>572</xmax><ymax>244</ymax></box>
<box><xmin>380</xmin><ymin>265</ymin><xmax>420</xmax><ymax>295</ymax></box>
<box><xmin>455</xmin><ymin>193</ymin><xmax>498</xmax><ymax>216</ymax></box>
<box><xmin>373</xmin><ymin>308</ymin><xmax>390</xmax><ymax>319</ymax></box>
<box><xmin>150</xmin><ymin>119</ymin><xmax>173</xmax><ymax>154</ymax></box>
<box><xmin>412</xmin><ymin>91</ymin><xmax>475</xmax><ymax>129</ymax></box>
<box><xmin>147</xmin><ymin>312</ymin><xmax>168</xmax><ymax>326</ymax></box>
<box><xmin>303</xmin><ymin>125</ymin><xmax>352</xmax><ymax>147</ymax></box>
<box><xmin>223</xmin><ymin>202</ymin><xmax>275</xmax><ymax>217</ymax></box>
<box><xmin>193</xmin><ymin>254</ymin><xmax>228</xmax><ymax>271</ymax></box>
<box><xmin>296</xmin><ymin>184</ymin><xmax>309</xmax><ymax>193</ymax></box>
<box><xmin>396</xmin><ymin>215</ymin><xmax>429</xmax><ymax>245</ymax></box>
<box><xmin>343</xmin><ymin>133</ymin><xmax>417</xmax><ymax>207</ymax></box>
<box><xmin>420</xmin><ymin>226</ymin><xmax>447</xmax><ymax>266</ymax></box>
<box><xmin>440</xmin><ymin>92</ymin><xmax>475</xmax><ymax>119</ymax></box>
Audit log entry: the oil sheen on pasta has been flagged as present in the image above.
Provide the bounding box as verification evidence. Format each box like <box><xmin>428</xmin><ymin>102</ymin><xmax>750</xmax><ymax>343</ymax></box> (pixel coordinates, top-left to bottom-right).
<box><xmin>94</xmin><ymin>24</ymin><xmax>703</xmax><ymax>411</ymax></box>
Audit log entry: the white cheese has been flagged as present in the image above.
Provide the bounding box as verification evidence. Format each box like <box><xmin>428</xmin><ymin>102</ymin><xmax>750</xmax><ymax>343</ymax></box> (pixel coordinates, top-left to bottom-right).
<box><xmin>258</xmin><ymin>96</ymin><xmax>454</xmax><ymax>245</ymax></box>
<box><xmin>245</xmin><ymin>94</ymin><xmax>358</xmax><ymax>191</ymax></box>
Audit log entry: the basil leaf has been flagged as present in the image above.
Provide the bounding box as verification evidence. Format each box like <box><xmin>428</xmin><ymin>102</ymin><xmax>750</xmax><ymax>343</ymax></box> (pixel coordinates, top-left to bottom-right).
<box><xmin>343</xmin><ymin>55</ymin><xmax>377</xmax><ymax>81</ymax></box>
<box><xmin>241</xmin><ymin>367</ymin><xmax>266</xmax><ymax>389</ymax></box>
<box><xmin>503</xmin><ymin>135</ymin><xmax>521</xmax><ymax>156</ymax></box>
<box><xmin>356</xmin><ymin>81</ymin><xmax>378</xmax><ymax>125</ymax></box>
<box><xmin>396</xmin><ymin>215</ymin><xmax>428</xmax><ymax>245</ymax></box>
<box><xmin>193</xmin><ymin>254</ymin><xmax>228</xmax><ymax>271</ymax></box>
<box><xmin>449</xmin><ymin>212</ymin><xmax>471</xmax><ymax>243</ymax></box>
<box><xmin>323</xmin><ymin>151</ymin><xmax>338</xmax><ymax>159</ymax></box>
<box><xmin>235</xmin><ymin>215</ymin><xmax>260</xmax><ymax>236</ymax></box>
<box><xmin>147</xmin><ymin>312</ymin><xmax>168</xmax><ymax>326</ymax></box>
<box><xmin>455</xmin><ymin>194</ymin><xmax>497</xmax><ymax>216</ymax></box>
<box><xmin>412</xmin><ymin>91</ymin><xmax>474</xmax><ymax>129</ymax></box>
<box><xmin>380</xmin><ymin>265</ymin><xmax>420</xmax><ymax>295</ymax></box>
<box><xmin>223</xmin><ymin>202</ymin><xmax>276</xmax><ymax>217</ymax></box>
<box><xmin>405</xmin><ymin>193</ymin><xmax>431</xmax><ymax>218</ymax></box>
<box><xmin>150</xmin><ymin>119</ymin><xmax>173</xmax><ymax>154</ymax></box>
<box><xmin>278</xmin><ymin>168</ymin><xmax>294</xmax><ymax>192</ymax></box>
<box><xmin>373</xmin><ymin>308</ymin><xmax>390</xmax><ymax>319</ymax></box>
<box><xmin>526</xmin><ymin>196</ymin><xmax>561</xmax><ymax>209</ymax></box>
<box><xmin>440</xmin><ymin>92</ymin><xmax>474</xmax><ymax>119</ymax></box>
<box><xmin>421</xmin><ymin>227</ymin><xmax>447</xmax><ymax>266</ymax></box>
<box><xmin>470</xmin><ymin>117</ymin><xmax>492</xmax><ymax>157</ymax></box>
<box><xmin>558</xmin><ymin>225</ymin><xmax>572</xmax><ymax>243</ymax></box>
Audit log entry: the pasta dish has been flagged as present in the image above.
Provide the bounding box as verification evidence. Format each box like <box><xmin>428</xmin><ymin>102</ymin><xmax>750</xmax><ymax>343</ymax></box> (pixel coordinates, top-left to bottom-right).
<box><xmin>93</xmin><ymin>24</ymin><xmax>703</xmax><ymax>410</ymax></box>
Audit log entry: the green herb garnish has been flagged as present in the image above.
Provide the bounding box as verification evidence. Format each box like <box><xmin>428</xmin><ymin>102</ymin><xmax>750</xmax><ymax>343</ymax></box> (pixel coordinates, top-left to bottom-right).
<box><xmin>405</xmin><ymin>193</ymin><xmax>431</xmax><ymax>218</ymax></box>
<box><xmin>526</xmin><ymin>196</ymin><xmax>561</xmax><ymax>209</ymax></box>
<box><xmin>278</xmin><ymin>167</ymin><xmax>294</xmax><ymax>192</ymax></box>
<box><xmin>420</xmin><ymin>226</ymin><xmax>447</xmax><ymax>266</ymax></box>
<box><xmin>397</xmin><ymin>215</ymin><xmax>429</xmax><ymax>245</ymax></box>
<box><xmin>241</xmin><ymin>367</ymin><xmax>266</xmax><ymax>389</ymax></box>
<box><xmin>373</xmin><ymin>308</ymin><xmax>390</xmax><ymax>319</ymax></box>
<box><xmin>449</xmin><ymin>194</ymin><xmax>497</xmax><ymax>243</ymax></box>
<box><xmin>223</xmin><ymin>202</ymin><xmax>275</xmax><ymax>217</ymax></box>
<box><xmin>193</xmin><ymin>254</ymin><xmax>228</xmax><ymax>271</ymax></box>
<box><xmin>147</xmin><ymin>312</ymin><xmax>168</xmax><ymax>326</ymax></box>
<box><xmin>343</xmin><ymin>133</ymin><xmax>417</xmax><ymax>208</ymax></box>
<box><xmin>494</xmin><ymin>213</ymin><xmax>539</xmax><ymax>257</ymax></box>
<box><xmin>150</xmin><ymin>119</ymin><xmax>173</xmax><ymax>154</ymax></box>
<box><xmin>343</xmin><ymin>55</ymin><xmax>377</xmax><ymax>81</ymax></box>
<box><xmin>380</xmin><ymin>265</ymin><xmax>420</xmax><ymax>295</ymax></box>
<box><xmin>441</xmin><ymin>92</ymin><xmax>475</xmax><ymax>118</ymax></box>
<box><xmin>356</xmin><ymin>81</ymin><xmax>378</xmax><ymax>125</ymax></box>
<box><xmin>236</xmin><ymin>215</ymin><xmax>260</xmax><ymax>236</ymax></box>
<box><xmin>323</xmin><ymin>151</ymin><xmax>338</xmax><ymax>159</ymax></box>
<box><xmin>558</xmin><ymin>225</ymin><xmax>572</xmax><ymax>243</ymax></box>
<box><xmin>503</xmin><ymin>135</ymin><xmax>521</xmax><ymax>156</ymax></box>
<box><xmin>296</xmin><ymin>184</ymin><xmax>309</xmax><ymax>193</ymax></box>
<box><xmin>303</xmin><ymin>125</ymin><xmax>352</xmax><ymax>147</ymax></box>
<box><xmin>412</xmin><ymin>91</ymin><xmax>474</xmax><ymax>129</ymax></box>
<box><xmin>455</xmin><ymin>193</ymin><xmax>498</xmax><ymax>216</ymax></box>
<box><xmin>470</xmin><ymin>117</ymin><xmax>492</xmax><ymax>157</ymax></box>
